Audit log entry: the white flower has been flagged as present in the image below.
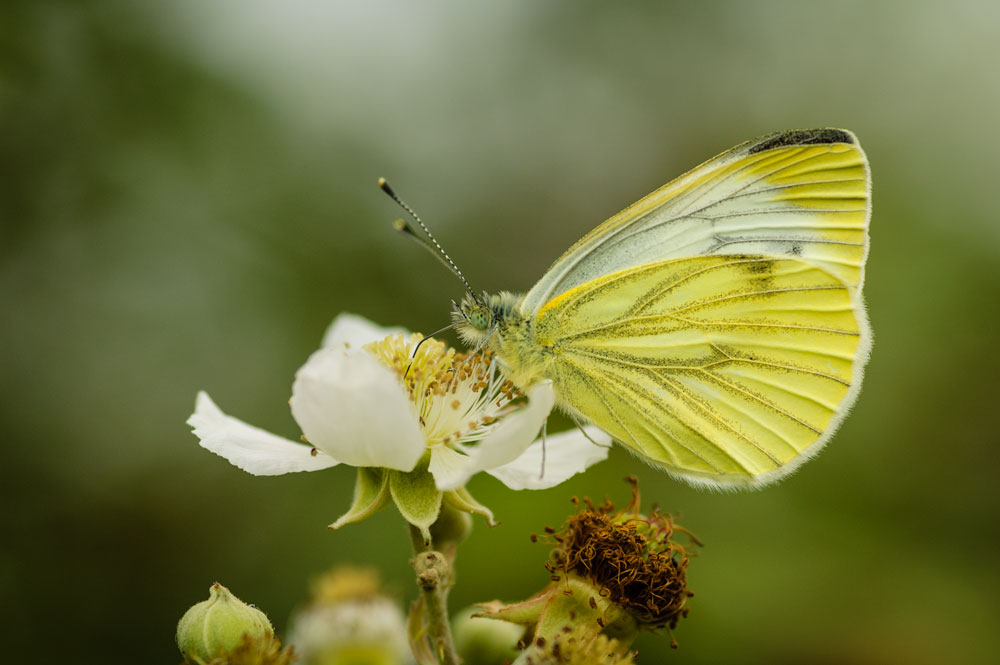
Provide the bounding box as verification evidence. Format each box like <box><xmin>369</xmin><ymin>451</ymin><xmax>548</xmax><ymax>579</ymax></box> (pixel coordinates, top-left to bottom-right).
<box><xmin>289</xmin><ymin>597</ymin><xmax>411</xmax><ymax>665</ymax></box>
<box><xmin>188</xmin><ymin>313</ymin><xmax>609</xmax><ymax>535</ymax></box>
<box><xmin>288</xmin><ymin>566</ymin><xmax>412</xmax><ymax>665</ymax></box>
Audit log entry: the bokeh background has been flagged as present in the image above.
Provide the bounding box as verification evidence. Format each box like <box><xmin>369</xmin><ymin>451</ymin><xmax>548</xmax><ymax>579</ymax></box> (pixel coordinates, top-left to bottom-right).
<box><xmin>3</xmin><ymin>1</ymin><xmax>999</xmax><ymax>663</ymax></box>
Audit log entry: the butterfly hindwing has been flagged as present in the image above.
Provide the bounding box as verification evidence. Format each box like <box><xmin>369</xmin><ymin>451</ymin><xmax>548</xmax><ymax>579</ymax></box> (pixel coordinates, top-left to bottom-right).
<box><xmin>521</xmin><ymin>128</ymin><xmax>870</xmax><ymax>316</ymax></box>
<box><xmin>453</xmin><ymin>129</ymin><xmax>872</xmax><ymax>487</ymax></box>
<box><xmin>533</xmin><ymin>253</ymin><xmax>870</xmax><ymax>488</ymax></box>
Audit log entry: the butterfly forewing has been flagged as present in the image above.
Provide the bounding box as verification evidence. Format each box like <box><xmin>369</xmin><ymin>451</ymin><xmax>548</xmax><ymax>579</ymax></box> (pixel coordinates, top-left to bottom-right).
<box><xmin>534</xmin><ymin>254</ymin><xmax>868</xmax><ymax>487</ymax></box>
<box><xmin>521</xmin><ymin>128</ymin><xmax>870</xmax><ymax>316</ymax></box>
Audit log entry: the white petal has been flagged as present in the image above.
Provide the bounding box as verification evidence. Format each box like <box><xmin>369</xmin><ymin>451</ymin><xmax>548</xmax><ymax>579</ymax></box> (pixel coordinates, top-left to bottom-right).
<box><xmin>434</xmin><ymin>382</ymin><xmax>556</xmax><ymax>490</ymax></box>
<box><xmin>187</xmin><ymin>392</ymin><xmax>339</xmax><ymax>476</ymax></box>
<box><xmin>290</xmin><ymin>346</ymin><xmax>425</xmax><ymax>471</ymax></box>
<box><xmin>428</xmin><ymin>445</ymin><xmax>475</xmax><ymax>490</ymax></box>
<box><xmin>487</xmin><ymin>426</ymin><xmax>611</xmax><ymax>490</ymax></box>
<box><xmin>321</xmin><ymin>313</ymin><xmax>407</xmax><ymax>350</ymax></box>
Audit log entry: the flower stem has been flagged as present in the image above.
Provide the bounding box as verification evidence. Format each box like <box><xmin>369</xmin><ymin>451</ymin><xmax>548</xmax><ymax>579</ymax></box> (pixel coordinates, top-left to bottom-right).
<box><xmin>410</xmin><ymin>526</ymin><xmax>460</xmax><ymax>665</ymax></box>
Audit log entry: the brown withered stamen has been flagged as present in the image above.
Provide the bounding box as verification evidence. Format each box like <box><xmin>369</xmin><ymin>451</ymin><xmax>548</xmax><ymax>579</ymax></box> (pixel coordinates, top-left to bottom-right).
<box><xmin>544</xmin><ymin>479</ymin><xmax>698</xmax><ymax>629</ymax></box>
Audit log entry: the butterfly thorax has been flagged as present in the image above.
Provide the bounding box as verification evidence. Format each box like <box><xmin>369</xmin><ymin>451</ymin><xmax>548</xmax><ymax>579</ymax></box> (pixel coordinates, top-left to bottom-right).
<box><xmin>453</xmin><ymin>291</ymin><xmax>551</xmax><ymax>389</ymax></box>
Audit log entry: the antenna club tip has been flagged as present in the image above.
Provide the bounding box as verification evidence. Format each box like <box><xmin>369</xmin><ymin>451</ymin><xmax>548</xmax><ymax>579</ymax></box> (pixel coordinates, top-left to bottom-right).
<box><xmin>392</xmin><ymin>218</ymin><xmax>407</xmax><ymax>231</ymax></box>
<box><xmin>378</xmin><ymin>177</ymin><xmax>396</xmax><ymax>197</ymax></box>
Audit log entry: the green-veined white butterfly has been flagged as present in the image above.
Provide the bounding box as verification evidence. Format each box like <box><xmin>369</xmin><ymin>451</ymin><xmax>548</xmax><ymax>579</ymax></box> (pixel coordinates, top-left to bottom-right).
<box><xmin>382</xmin><ymin>128</ymin><xmax>871</xmax><ymax>489</ymax></box>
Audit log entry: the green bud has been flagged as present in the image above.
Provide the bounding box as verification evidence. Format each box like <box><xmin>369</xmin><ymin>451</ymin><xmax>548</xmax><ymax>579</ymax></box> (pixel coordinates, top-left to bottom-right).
<box><xmin>452</xmin><ymin>606</ymin><xmax>523</xmax><ymax>665</ymax></box>
<box><xmin>429</xmin><ymin>503</ymin><xmax>474</xmax><ymax>547</ymax></box>
<box><xmin>177</xmin><ymin>582</ymin><xmax>273</xmax><ymax>663</ymax></box>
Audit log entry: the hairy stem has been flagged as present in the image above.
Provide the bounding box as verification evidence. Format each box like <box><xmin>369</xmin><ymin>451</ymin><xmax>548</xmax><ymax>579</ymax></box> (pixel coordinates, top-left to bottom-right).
<box><xmin>410</xmin><ymin>526</ymin><xmax>460</xmax><ymax>665</ymax></box>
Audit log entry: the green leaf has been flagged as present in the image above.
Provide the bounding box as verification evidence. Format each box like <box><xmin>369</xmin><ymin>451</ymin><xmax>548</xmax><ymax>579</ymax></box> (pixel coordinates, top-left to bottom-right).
<box><xmin>329</xmin><ymin>467</ymin><xmax>390</xmax><ymax>530</ymax></box>
<box><xmin>389</xmin><ymin>464</ymin><xmax>443</xmax><ymax>544</ymax></box>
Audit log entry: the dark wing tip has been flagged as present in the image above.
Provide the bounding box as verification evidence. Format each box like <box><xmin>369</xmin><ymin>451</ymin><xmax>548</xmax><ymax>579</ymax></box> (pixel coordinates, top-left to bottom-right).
<box><xmin>746</xmin><ymin>128</ymin><xmax>857</xmax><ymax>154</ymax></box>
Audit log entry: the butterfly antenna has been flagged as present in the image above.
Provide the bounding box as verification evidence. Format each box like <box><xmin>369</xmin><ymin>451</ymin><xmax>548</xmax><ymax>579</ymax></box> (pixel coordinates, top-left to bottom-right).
<box><xmin>379</xmin><ymin>177</ymin><xmax>480</xmax><ymax>303</ymax></box>
<box><xmin>403</xmin><ymin>322</ymin><xmax>458</xmax><ymax>379</ymax></box>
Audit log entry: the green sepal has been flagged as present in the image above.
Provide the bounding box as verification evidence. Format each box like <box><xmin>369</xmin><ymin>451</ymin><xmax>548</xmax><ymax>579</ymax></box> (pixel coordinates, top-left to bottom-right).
<box><xmin>329</xmin><ymin>467</ymin><xmax>390</xmax><ymax>530</ymax></box>
<box><xmin>389</xmin><ymin>462</ymin><xmax>443</xmax><ymax>544</ymax></box>
<box><xmin>475</xmin><ymin>592</ymin><xmax>548</xmax><ymax>626</ymax></box>
<box><xmin>477</xmin><ymin>575</ymin><xmax>637</xmax><ymax>650</ymax></box>
<box><xmin>443</xmin><ymin>486</ymin><xmax>497</xmax><ymax>526</ymax></box>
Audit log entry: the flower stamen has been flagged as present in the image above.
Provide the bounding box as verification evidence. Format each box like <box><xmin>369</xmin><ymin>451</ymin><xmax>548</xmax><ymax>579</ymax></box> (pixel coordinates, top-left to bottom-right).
<box><xmin>364</xmin><ymin>334</ymin><xmax>524</xmax><ymax>451</ymax></box>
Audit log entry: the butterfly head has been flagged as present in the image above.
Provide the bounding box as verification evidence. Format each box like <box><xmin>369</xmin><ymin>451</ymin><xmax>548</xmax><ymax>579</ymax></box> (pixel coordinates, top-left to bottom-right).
<box><xmin>452</xmin><ymin>295</ymin><xmax>493</xmax><ymax>344</ymax></box>
<box><xmin>452</xmin><ymin>292</ymin><xmax>521</xmax><ymax>349</ymax></box>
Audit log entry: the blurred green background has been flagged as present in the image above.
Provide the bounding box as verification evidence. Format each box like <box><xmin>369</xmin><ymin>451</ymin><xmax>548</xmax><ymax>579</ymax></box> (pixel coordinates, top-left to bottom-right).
<box><xmin>3</xmin><ymin>1</ymin><xmax>998</xmax><ymax>663</ymax></box>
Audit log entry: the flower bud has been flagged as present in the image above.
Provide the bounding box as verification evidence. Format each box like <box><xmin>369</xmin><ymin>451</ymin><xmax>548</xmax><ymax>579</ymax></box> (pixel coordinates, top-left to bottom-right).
<box><xmin>176</xmin><ymin>582</ymin><xmax>273</xmax><ymax>664</ymax></box>
<box><xmin>452</xmin><ymin>606</ymin><xmax>523</xmax><ymax>665</ymax></box>
<box><xmin>429</xmin><ymin>503</ymin><xmax>474</xmax><ymax>548</ymax></box>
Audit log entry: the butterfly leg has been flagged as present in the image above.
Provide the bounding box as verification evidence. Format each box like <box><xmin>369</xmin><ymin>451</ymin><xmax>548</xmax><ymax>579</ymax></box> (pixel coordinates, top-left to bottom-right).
<box><xmin>539</xmin><ymin>418</ymin><xmax>547</xmax><ymax>480</ymax></box>
<box><xmin>472</xmin><ymin>325</ymin><xmax>498</xmax><ymax>355</ymax></box>
<box><xmin>571</xmin><ymin>415</ymin><xmax>612</xmax><ymax>449</ymax></box>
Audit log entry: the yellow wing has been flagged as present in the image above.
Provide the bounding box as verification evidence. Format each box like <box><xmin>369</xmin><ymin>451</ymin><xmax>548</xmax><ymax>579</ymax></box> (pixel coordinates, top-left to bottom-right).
<box><xmin>522</xmin><ymin>128</ymin><xmax>870</xmax><ymax>315</ymax></box>
<box><xmin>534</xmin><ymin>254</ymin><xmax>870</xmax><ymax>488</ymax></box>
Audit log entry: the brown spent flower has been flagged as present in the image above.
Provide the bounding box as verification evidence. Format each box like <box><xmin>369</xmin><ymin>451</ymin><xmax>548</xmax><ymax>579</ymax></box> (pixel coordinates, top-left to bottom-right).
<box><xmin>545</xmin><ymin>477</ymin><xmax>700</xmax><ymax>632</ymax></box>
<box><xmin>476</xmin><ymin>478</ymin><xmax>700</xmax><ymax>656</ymax></box>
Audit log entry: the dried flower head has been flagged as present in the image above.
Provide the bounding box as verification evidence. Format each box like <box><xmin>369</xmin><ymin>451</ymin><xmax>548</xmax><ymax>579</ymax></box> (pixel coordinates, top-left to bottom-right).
<box><xmin>477</xmin><ymin>478</ymin><xmax>700</xmax><ymax>654</ymax></box>
<box><xmin>548</xmin><ymin>477</ymin><xmax>698</xmax><ymax>630</ymax></box>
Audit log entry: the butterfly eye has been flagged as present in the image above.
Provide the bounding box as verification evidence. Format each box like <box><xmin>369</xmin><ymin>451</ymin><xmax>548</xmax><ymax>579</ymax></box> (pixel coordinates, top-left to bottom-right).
<box><xmin>465</xmin><ymin>304</ymin><xmax>491</xmax><ymax>331</ymax></box>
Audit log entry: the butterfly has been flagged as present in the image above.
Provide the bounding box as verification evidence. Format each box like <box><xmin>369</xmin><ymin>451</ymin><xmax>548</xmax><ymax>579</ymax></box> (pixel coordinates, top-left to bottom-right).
<box><xmin>383</xmin><ymin>128</ymin><xmax>871</xmax><ymax>489</ymax></box>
